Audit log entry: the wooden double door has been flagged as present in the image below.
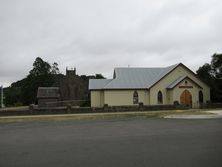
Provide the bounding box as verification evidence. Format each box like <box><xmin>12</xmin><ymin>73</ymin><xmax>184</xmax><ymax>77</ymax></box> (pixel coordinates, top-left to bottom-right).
<box><xmin>180</xmin><ymin>90</ymin><xmax>192</xmax><ymax>107</ymax></box>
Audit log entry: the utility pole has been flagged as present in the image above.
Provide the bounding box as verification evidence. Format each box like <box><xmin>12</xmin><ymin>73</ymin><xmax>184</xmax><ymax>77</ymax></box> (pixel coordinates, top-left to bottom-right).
<box><xmin>1</xmin><ymin>85</ymin><xmax>3</xmax><ymax>108</ymax></box>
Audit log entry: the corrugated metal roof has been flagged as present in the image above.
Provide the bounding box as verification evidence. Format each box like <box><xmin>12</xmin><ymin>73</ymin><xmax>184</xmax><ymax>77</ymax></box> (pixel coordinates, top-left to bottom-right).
<box><xmin>89</xmin><ymin>63</ymin><xmax>180</xmax><ymax>90</ymax></box>
<box><xmin>89</xmin><ymin>79</ymin><xmax>112</xmax><ymax>90</ymax></box>
<box><xmin>166</xmin><ymin>76</ymin><xmax>186</xmax><ymax>89</ymax></box>
<box><xmin>166</xmin><ymin>76</ymin><xmax>203</xmax><ymax>89</ymax></box>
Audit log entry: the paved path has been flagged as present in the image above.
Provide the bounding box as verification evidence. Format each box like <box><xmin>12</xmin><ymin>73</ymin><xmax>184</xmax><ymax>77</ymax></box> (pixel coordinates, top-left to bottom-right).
<box><xmin>0</xmin><ymin>118</ymin><xmax>222</xmax><ymax>167</ymax></box>
<box><xmin>165</xmin><ymin>110</ymin><xmax>222</xmax><ymax>119</ymax></box>
<box><xmin>206</xmin><ymin>110</ymin><xmax>222</xmax><ymax>116</ymax></box>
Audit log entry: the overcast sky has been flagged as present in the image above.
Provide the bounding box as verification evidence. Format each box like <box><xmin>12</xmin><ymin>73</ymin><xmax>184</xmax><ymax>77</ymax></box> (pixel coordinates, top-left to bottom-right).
<box><xmin>0</xmin><ymin>0</ymin><xmax>222</xmax><ymax>87</ymax></box>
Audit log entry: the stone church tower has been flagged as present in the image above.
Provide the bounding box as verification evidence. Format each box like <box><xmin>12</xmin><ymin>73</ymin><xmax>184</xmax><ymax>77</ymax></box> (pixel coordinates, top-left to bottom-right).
<box><xmin>57</xmin><ymin>67</ymin><xmax>88</xmax><ymax>101</ymax></box>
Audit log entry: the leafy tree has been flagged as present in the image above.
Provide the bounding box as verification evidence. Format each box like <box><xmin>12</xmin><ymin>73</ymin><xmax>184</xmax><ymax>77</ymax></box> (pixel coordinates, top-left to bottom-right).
<box><xmin>21</xmin><ymin>74</ymin><xmax>54</xmax><ymax>104</ymax></box>
<box><xmin>211</xmin><ymin>53</ymin><xmax>222</xmax><ymax>79</ymax></box>
<box><xmin>0</xmin><ymin>86</ymin><xmax>3</xmax><ymax>107</ymax></box>
<box><xmin>20</xmin><ymin>57</ymin><xmax>58</xmax><ymax>104</ymax></box>
<box><xmin>3</xmin><ymin>56</ymin><xmax>62</xmax><ymax>106</ymax></box>
<box><xmin>196</xmin><ymin>63</ymin><xmax>214</xmax><ymax>85</ymax></box>
<box><xmin>197</xmin><ymin>53</ymin><xmax>222</xmax><ymax>102</ymax></box>
<box><xmin>29</xmin><ymin>57</ymin><xmax>51</xmax><ymax>76</ymax></box>
<box><xmin>2</xmin><ymin>79</ymin><xmax>27</xmax><ymax>106</ymax></box>
<box><xmin>4</xmin><ymin>87</ymin><xmax>22</xmax><ymax>106</ymax></box>
<box><xmin>3</xmin><ymin>56</ymin><xmax>104</xmax><ymax>106</ymax></box>
<box><xmin>51</xmin><ymin>62</ymin><xmax>60</xmax><ymax>74</ymax></box>
<box><xmin>95</xmin><ymin>74</ymin><xmax>105</xmax><ymax>79</ymax></box>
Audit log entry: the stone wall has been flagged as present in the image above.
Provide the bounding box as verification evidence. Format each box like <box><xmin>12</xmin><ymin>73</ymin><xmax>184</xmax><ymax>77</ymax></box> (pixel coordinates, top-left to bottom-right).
<box><xmin>0</xmin><ymin>104</ymin><xmax>190</xmax><ymax>116</ymax></box>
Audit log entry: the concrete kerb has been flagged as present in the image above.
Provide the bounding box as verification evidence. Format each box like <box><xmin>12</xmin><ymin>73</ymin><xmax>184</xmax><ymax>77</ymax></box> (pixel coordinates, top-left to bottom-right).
<box><xmin>0</xmin><ymin>109</ymin><xmax>214</xmax><ymax>123</ymax></box>
<box><xmin>0</xmin><ymin>110</ymin><xmax>171</xmax><ymax>119</ymax></box>
<box><xmin>164</xmin><ymin>115</ymin><xmax>222</xmax><ymax>119</ymax></box>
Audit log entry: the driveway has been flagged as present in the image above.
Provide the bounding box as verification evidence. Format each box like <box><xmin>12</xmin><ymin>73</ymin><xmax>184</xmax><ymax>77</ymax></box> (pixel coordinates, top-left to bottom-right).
<box><xmin>165</xmin><ymin>109</ymin><xmax>222</xmax><ymax>119</ymax></box>
<box><xmin>0</xmin><ymin>118</ymin><xmax>222</xmax><ymax>167</ymax></box>
<box><xmin>206</xmin><ymin>110</ymin><xmax>222</xmax><ymax>116</ymax></box>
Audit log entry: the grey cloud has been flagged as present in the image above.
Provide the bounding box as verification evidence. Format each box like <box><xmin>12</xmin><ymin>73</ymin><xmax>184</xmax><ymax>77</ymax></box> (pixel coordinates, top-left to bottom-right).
<box><xmin>0</xmin><ymin>0</ymin><xmax>222</xmax><ymax>86</ymax></box>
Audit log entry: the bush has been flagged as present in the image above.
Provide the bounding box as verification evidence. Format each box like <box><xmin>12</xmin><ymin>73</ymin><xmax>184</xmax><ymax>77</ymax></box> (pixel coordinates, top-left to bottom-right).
<box><xmin>173</xmin><ymin>101</ymin><xmax>179</xmax><ymax>105</ymax></box>
<box><xmin>14</xmin><ymin>102</ymin><xmax>23</xmax><ymax>107</ymax></box>
<box><xmin>80</xmin><ymin>101</ymin><xmax>90</xmax><ymax>107</ymax></box>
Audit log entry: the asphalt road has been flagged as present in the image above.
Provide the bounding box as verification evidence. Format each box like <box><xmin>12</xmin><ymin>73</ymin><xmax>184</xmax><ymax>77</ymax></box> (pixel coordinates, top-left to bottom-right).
<box><xmin>0</xmin><ymin>118</ymin><xmax>222</xmax><ymax>167</ymax></box>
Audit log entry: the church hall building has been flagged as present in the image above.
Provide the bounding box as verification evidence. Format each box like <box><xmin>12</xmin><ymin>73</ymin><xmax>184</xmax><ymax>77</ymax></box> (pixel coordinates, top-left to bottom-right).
<box><xmin>89</xmin><ymin>63</ymin><xmax>210</xmax><ymax>108</ymax></box>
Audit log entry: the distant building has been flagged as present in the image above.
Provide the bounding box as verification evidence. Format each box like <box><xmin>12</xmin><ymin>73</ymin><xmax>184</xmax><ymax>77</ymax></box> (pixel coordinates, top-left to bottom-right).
<box><xmin>37</xmin><ymin>67</ymin><xmax>89</xmax><ymax>107</ymax></box>
<box><xmin>37</xmin><ymin>87</ymin><xmax>60</xmax><ymax>107</ymax></box>
<box><xmin>66</xmin><ymin>67</ymin><xmax>76</xmax><ymax>76</ymax></box>
<box><xmin>58</xmin><ymin>67</ymin><xmax>88</xmax><ymax>101</ymax></box>
<box><xmin>89</xmin><ymin>63</ymin><xmax>210</xmax><ymax>108</ymax></box>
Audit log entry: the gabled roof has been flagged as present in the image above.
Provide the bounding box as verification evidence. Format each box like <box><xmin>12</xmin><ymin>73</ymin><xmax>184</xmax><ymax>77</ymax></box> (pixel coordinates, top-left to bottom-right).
<box><xmin>166</xmin><ymin>76</ymin><xmax>187</xmax><ymax>89</ymax></box>
<box><xmin>89</xmin><ymin>79</ymin><xmax>112</xmax><ymax>90</ymax></box>
<box><xmin>37</xmin><ymin>87</ymin><xmax>60</xmax><ymax>98</ymax></box>
<box><xmin>89</xmin><ymin>63</ymin><xmax>180</xmax><ymax>90</ymax></box>
<box><xmin>104</xmin><ymin>63</ymin><xmax>179</xmax><ymax>89</ymax></box>
<box><xmin>167</xmin><ymin>76</ymin><xmax>203</xmax><ymax>89</ymax></box>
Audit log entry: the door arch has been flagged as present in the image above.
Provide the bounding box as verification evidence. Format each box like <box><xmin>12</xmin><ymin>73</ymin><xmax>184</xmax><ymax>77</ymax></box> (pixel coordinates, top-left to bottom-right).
<box><xmin>180</xmin><ymin>90</ymin><xmax>192</xmax><ymax>107</ymax></box>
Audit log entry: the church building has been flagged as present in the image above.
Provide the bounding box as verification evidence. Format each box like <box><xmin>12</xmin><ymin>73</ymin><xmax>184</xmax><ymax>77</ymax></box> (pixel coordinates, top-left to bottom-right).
<box><xmin>89</xmin><ymin>63</ymin><xmax>210</xmax><ymax>108</ymax></box>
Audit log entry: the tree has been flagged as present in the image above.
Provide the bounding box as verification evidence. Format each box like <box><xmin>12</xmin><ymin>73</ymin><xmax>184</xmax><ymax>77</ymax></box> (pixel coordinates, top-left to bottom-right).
<box><xmin>4</xmin><ymin>87</ymin><xmax>22</xmax><ymax>106</ymax></box>
<box><xmin>20</xmin><ymin>57</ymin><xmax>55</xmax><ymax>104</ymax></box>
<box><xmin>196</xmin><ymin>63</ymin><xmax>213</xmax><ymax>85</ymax></box>
<box><xmin>197</xmin><ymin>53</ymin><xmax>222</xmax><ymax>102</ymax></box>
<box><xmin>211</xmin><ymin>53</ymin><xmax>222</xmax><ymax>101</ymax></box>
<box><xmin>29</xmin><ymin>57</ymin><xmax>51</xmax><ymax>76</ymax></box>
<box><xmin>51</xmin><ymin>62</ymin><xmax>60</xmax><ymax>74</ymax></box>
<box><xmin>211</xmin><ymin>53</ymin><xmax>222</xmax><ymax>79</ymax></box>
<box><xmin>21</xmin><ymin>74</ymin><xmax>54</xmax><ymax>104</ymax></box>
<box><xmin>95</xmin><ymin>74</ymin><xmax>105</xmax><ymax>79</ymax></box>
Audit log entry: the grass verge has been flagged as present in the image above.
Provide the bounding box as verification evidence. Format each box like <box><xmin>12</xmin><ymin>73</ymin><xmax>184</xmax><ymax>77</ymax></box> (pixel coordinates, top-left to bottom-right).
<box><xmin>0</xmin><ymin>110</ymin><xmax>212</xmax><ymax>123</ymax></box>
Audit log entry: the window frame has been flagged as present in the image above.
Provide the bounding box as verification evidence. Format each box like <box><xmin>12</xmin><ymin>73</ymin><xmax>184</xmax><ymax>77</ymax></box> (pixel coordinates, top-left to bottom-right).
<box><xmin>199</xmin><ymin>90</ymin><xmax>203</xmax><ymax>103</ymax></box>
<box><xmin>133</xmin><ymin>91</ymin><xmax>139</xmax><ymax>104</ymax></box>
<box><xmin>157</xmin><ymin>91</ymin><xmax>163</xmax><ymax>104</ymax></box>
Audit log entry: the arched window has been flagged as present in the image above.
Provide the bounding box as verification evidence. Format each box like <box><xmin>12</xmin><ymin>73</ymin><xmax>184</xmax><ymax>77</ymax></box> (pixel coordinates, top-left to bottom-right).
<box><xmin>158</xmin><ymin>91</ymin><xmax>163</xmax><ymax>104</ymax></box>
<box><xmin>199</xmin><ymin>90</ymin><xmax>203</xmax><ymax>103</ymax></box>
<box><xmin>133</xmin><ymin>91</ymin><xmax>139</xmax><ymax>104</ymax></box>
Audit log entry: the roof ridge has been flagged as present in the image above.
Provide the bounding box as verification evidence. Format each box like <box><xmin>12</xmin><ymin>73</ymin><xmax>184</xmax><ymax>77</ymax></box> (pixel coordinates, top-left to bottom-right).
<box><xmin>89</xmin><ymin>79</ymin><xmax>112</xmax><ymax>90</ymax></box>
<box><xmin>146</xmin><ymin>68</ymin><xmax>168</xmax><ymax>88</ymax></box>
<box><xmin>114</xmin><ymin>67</ymin><xmax>164</xmax><ymax>69</ymax></box>
<box><xmin>103</xmin><ymin>78</ymin><xmax>116</xmax><ymax>89</ymax></box>
<box><xmin>114</xmin><ymin>63</ymin><xmax>180</xmax><ymax>70</ymax></box>
<box><xmin>167</xmin><ymin>75</ymin><xmax>203</xmax><ymax>89</ymax></box>
<box><xmin>148</xmin><ymin>63</ymin><xmax>181</xmax><ymax>89</ymax></box>
<box><xmin>102</xmin><ymin>79</ymin><xmax>113</xmax><ymax>88</ymax></box>
<box><xmin>90</xmin><ymin>63</ymin><xmax>182</xmax><ymax>90</ymax></box>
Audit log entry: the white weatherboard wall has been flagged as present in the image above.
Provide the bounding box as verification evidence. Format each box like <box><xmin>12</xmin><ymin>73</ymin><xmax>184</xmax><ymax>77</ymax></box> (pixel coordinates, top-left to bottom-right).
<box><xmin>91</xmin><ymin>91</ymin><xmax>104</xmax><ymax>107</ymax></box>
<box><xmin>103</xmin><ymin>90</ymin><xmax>149</xmax><ymax>107</ymax></box>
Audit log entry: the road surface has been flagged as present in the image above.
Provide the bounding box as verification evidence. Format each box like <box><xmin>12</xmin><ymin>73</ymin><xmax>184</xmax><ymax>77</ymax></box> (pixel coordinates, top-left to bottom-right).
<box><xmin>0</xmin><ymin>118</ymin><xmax>222</xmax><ymax>167</ymax></box>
